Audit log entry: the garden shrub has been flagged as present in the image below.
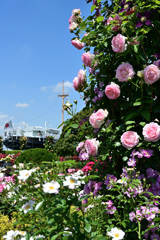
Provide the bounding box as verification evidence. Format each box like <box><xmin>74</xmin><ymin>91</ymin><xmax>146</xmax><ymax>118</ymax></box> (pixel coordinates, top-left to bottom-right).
<box><xmin>15</xmin><ymin>148</ymin><xmax>54</xmax><ymax>165</ymax></box>
<box><xmin>0</xmin><ymin>214</ymin><xmax>16</xmax><ymax>239</ymax></box>
<box><xmin>0</xmin><ymin>136</ymin><xmax>3</xmax><ymax>154</ymax></box>
<box><xmin>4</xmin><ymin>150</ymin><xmax>21</xmax><ymax>155</ymax></box>
<box><xmin>53</xmin><ymin>107</ymin><xmax>92</xmax><ymax>156</ymax></box>
<box><xmin>44</xmin><ymin>136</ymin><xmax>55</xmax><ymax>154</ymax></box>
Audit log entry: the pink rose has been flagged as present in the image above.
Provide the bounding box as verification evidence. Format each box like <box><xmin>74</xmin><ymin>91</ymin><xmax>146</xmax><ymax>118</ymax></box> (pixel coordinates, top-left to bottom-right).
<box><xmin>116</xmin><ymin>63</ymin><xmax>135</xmax><ymax>82</ymax></box>
<box><xmin>82</xmin><ymin>52</ymin><xmax>95</xmax><ymax>67</ymax></box>
<box><xmin>105</xmin><ymin>82</ymin><xmax>120</xmax><ymax>99</ymax></box>
<box><xmin>77</xmin><ymin>69</ymin><xmax>86</xmax><ymax>83</ymax></box>
<box><xmin>143</xmin><ymin>64</ymin><xmax>160</xmax><ymax>84</ymax></box>
<box><xmin>69</xmin><ymin>22</ymin><xmax>78</xmax><ymax>32</ymax></box>
<box><xmin>72</xmin><ymin>9</ymin><xmax>81</xmax><ymax>16</ymax></box>
<box><xmin>121</xmin><ymin>131</ymin><xmax>139</xmax><ymax>149</ymax></box>
<box><xmin>142</xmin><ymin>122</ymin><xmax>160</xmax><ymax>142</ymax></box>
<box><xmin>107</xmin><ymin>15</ymin><xmax>122</xmax><ymax>31</ymax></box>
<box><xmin>73</xmin><ymin>70</ymin><xmax>86</xmax><ymax>91</ymax></box>
<box><xmin>69</xmin><ymin>15</ymin><xmax>77</xmax><ymax>24</ymax></box>
<box><xmin>111</xmin><ymin>34</ymin><xmax>127</xmax><ymax>53</ymax></box>
<box><xmin>71</xmin><ymin>39</ymin><xmax>84</xmax><ymax>50</ymax></box>
<box><xmin>89</xmin><ymin>109</ymin><xmax>108</xmax><ymax>128</ymax></box>
<box><xmin>85</xmin><ymin>138</ymin><xmax>100</xmax><ymax>156</ymax></box>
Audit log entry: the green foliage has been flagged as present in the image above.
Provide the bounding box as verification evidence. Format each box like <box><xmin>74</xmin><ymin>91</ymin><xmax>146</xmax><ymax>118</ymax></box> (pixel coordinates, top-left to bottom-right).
<box><xmin>0</xmin><ymin>214</ymin><xmax>16</xmax><ymax>239</ymax></box>
<box><xmin>44</xmin><ymin>136</ymin><xmax>55</xmax><ymax>154</ymax></box>
<box><xmin>53</xmin><ymin>107</ymin><xmax>92</xmax><ymax>156</ymax></box>
<box><xmin>15</xmin><ymin>148</ymin><xmax>54</xmax><ymax>165</ymax></box>
<box><xmin>19</xmin><ymin>137</ymin><xmax>27</xmax><ymax>150</ymax></box>
<box><xmin>4</xmin><ymin>150</ymin><xmax>22</xmax><ymax>155</ymax></box>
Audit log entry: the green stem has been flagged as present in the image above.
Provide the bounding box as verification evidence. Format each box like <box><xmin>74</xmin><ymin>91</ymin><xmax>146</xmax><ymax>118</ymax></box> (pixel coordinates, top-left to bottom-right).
<box><xmin>137</xmin><ymin>221</ymin><xmax>141</xmax><ymax>239</ymax></box>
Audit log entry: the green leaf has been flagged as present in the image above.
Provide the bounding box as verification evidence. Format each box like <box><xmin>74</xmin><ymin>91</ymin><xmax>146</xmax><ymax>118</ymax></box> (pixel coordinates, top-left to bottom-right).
<box><xmin>25</xmin><ymin>232</ymin><xmax>31</xmax><ymax>240</ymax></box>
<box><xmin>51</xmin><ymin>235</ymin><xmax>59</xmax><ymax>240</ymax></box>
<box><xmin>85</xmin><ymin>223</ymin><xmax>91</xmax><ymax>233</ymax></box>
<box><xmin>64</xmin><ymin>129</ymin><xmax>71</xmax><ymax>138</ymax></box>
<box><xmin>97</xmin><ymin>0</ymin><xmax>102</xmax><ymax>3</ymax></box>
<box><xmin>70</xmin><ymin>123</ymin><xmax>79</xmax><ymax>128</ymax></box>
<box><xmin>141</xmin><ymin>110</ymin><xmax>150</xmax><ymax>121</ymax></box>
<box><xmin>35</xmin><ymin>200</ymin><xmax>44</xmax><ymax>211</ymax></box>
<box><xmin>133</xmin><ymin>102</ymin><xmax>141</xmax><ymax>106</ymax></box>
<box><xmin>91</xmin><ymin>5</ymin><xmax>96</xmax><ymax>13</ymax></box>
<box><xmin>133</xmin><ymin>45</ymin><xmax>138</xmax><ymax>53</ymax></box>
<box><xmin>96</xmin><ymin>16</ymin><xmax>104</xmax><ymax>22</ymax></box>
<box><xmin>125</xmin><ymin>121</ymin><xmax>135</xmax><ymax>125</ymax></box>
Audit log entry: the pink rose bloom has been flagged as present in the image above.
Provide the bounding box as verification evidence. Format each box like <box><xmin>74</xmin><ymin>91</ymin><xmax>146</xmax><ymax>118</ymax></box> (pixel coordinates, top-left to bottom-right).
<box><xmin>121</xmin><ymin>131</ymin><xmax>139</xmax><ymax>149</ymax></box>
<box><xmin>143</xmin><ymin>64</ymin><xmax>160</xmax><ymax>84</ymax></box>
<box><xmin>116</xmin><ymin>63</ymin><xmax>135</xmax><ymax>82</ymax></box>
<box><xmin>111</xmin><ymin>34</ymin><xmax>127</xmax><ymax>53</ymax></box>
<box><xmin>107</xmin><ymin>16</ymin><xmax>113</xmax><ymax>25</ymax></box>
<box><xmin>69</xmin><ymin>22</ymin><xmax>78</xmax><ymax>32</ymax></box>
<box><xmin>78</xmin><ymin>69</ymin><xmax>86</xmax><ymax>83</ymax></box>
<box><xmin>73</xmin><ymin>77</ymin><xmax>80</xmax><ymax>91</ymax></box>
<box><xmin>105</xmin><ymin>82</ymin><xmax>120</xmax><ymax>99</ymax></box>
<box><xmin>85</xmin><ymin>138</ymin><xmax>100</xmax><ymax>156</ymax></box>
<box><xmin>72</xmin><ymin>9</ymin><xmax>81</xmax><ymax>16</ymax></box>
<box><xmin>69</xmin><ymin>15</ymin><xmax>77</xmax><ymax>24</ymax></box>
<box><xmin>142</xmin><ymin>122</ymin><xmax>160</xmax><ymax>142</ymax></box>
<box><xmin>89</xmin><ymin>109</ymin><xmax>108</xmax><ymax>128</ymax></box>
<box><xmin>71</xmin><ymin>38</ymin><xmax>84</xmax><ymax>50</ymax></box>
<box><xmin>107</xmin><ymin>15</ymin><xmax>121</xmax><ymax>31</ymax></box>
<box><xmin>82</xmin><ymin>52</ymin><xmax>95</xmax><ymax>67</ymax></box>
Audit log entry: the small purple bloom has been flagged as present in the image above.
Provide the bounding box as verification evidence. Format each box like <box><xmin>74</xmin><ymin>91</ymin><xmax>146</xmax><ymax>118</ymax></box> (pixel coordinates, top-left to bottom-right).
<box><xmin>140</xmin><ymin>149</ymin><xmax>153</xmax><ymax>158</ymax></box>
<box><xmin>127</xmin><ymin>158</ymin><xmax>136</xmax><ymax>167</ymax></box>
<box><xmin>146</xmin><ymin>168</ymin><xmax>158</xmax><ymax>178</ymax></box>
<box><xmin>94</xmin><ymin>87</ymin><xmax>99</xmax><ymax>93</ymax></box>
<box><xmin>129</xmin><ymin>212</ymin><xmax>136</xmax><ymax>222</ymax></box>
<box><xmin>136</xmin><ymin>11</ymin><xmax>152</xmax><ymax>28</ymax></box>
<box><xmin>99</xmin><ymin>82</ymin><xmax>104</xmax><ymax>88</ymax></box>
<box><xmin>98</xmin><ymin>91</ymin><xmax>104</xmax><ymax>98</ymax></box>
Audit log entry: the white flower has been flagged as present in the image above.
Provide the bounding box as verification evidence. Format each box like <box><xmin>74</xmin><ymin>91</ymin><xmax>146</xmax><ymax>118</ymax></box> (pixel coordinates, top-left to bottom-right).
<box><xmin>17</xmin><ymin>169</ymin><xmax>33</xmax><ymax>181</ymax></box>
<box><xmin>0</xmin><ymin>172</ymin><xmax>4</xmax><ymax>178</ymax></box>
<box><xmin>107</xmin><ymin>227</ymin><xmax>125</xmax><ymax>240</ymax></box>
<box><xmin>3</xmin><ymin>230</ymin><xmax>18</xmax><ymax>239</ymax></box>
<box><xmin>117</xmin><ymin>179</ymin><xmax>126</xmax><ymax>184</ymax></box>
<box><xmin>16</xmin><ymin>230</ymin><xmax>26</xmax><ymax>236</ymax></box>
<box><xmin>42</xmin><ymin>181</ymin><xmax>60</xmax><ymax>194</ymax></box>
<box><xmin>63</xmin><ymin>175</ymin><xmax>81</xmax><ymax>189</ymax></box>
<box><xmin>21</xmin><ymin>200</ymin><xmax>35</xmax><ymax>213</ymax></box>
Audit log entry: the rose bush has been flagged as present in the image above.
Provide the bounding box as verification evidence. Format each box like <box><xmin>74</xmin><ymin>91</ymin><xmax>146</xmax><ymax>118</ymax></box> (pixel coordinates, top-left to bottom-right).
<box><xmin>1</xmin><ymin>0</ymin><xmax>160</xmax><ymax>239</ymax></box>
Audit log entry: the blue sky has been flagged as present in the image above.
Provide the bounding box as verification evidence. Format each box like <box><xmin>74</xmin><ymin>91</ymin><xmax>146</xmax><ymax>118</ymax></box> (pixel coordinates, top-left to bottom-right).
<box><xmin>0</xmin><ymin>0</ymin><xmax>92</xmax><ymax>136</ymax></box>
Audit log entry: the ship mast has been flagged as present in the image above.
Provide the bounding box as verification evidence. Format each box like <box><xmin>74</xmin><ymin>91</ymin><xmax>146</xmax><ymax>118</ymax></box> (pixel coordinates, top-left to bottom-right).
<box><xmin>58</xmin><ymin>81</ymin><xmax>69</xmax><ymax>129</ymax></box>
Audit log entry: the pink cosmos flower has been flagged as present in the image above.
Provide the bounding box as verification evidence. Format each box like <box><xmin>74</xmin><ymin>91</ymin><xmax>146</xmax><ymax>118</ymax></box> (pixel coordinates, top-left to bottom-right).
<box><xmin>111</xmin><ymin>34</ymin><xmax>127</xmax><ymax>53</ymax></box>
<box><xmin>142</xmin><ymin>122</ymin><xmax>160</xmax><ymax>142</ymax></box>
<box><xmin>89</xmin><ymin>109</ymin><xmax>108</xmax><ymax>128</ymax></box>
<box><xmin>82</xmin><ymin>52</ymin><xmax>95</xmax><ymax>67</ymax></box>
<box><xmin>85</xmin><ymin>138</ymin><xmax>99</xmax><ymax>156</ymax></box>
<box><xmin>116</xmin><ymin>63</ymin><xmax>135</xmax><ymax>82</ymax></box>
<box><xmin>143</xmin><ymin>64</ymin><xmax>160</xmax><ymax>84</ymax></box>
<box><xmin>121</xmin><ymin>131</ymin><xmax>139</xmax><ymax>149</ymax></box>
<box><xmin>71</xmin><ymin>38</ymin><xmax>84</xmax><ymax>50</ymax></box>
<box><xmin>105</xmin><ymin>82</ymin><xmax>120</xmax><ymax>99</ymax></box>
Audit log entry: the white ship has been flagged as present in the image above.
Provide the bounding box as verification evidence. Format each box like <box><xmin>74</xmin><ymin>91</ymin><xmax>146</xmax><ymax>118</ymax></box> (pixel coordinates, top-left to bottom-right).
<box><xmin>3</xmin><ymin>121</ymin><xmax>59</xmax><ymax>150</ymax></box>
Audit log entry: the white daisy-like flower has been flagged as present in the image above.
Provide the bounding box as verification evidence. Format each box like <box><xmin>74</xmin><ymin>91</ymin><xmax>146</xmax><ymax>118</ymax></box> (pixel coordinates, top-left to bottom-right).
<box><xmin>16</xmin><ymin>230</ymin><xmax>26</xmax><ymax>236</ymax></box>
<box><xmin>42</xmin><ymin>181</ymin><xmax>60</xmax><ymax>194</ymax></box>
<box><xmin>117</xmin><ymin>179</ymin><xmax>126</xmax><ymax>184</ymax></box>
<box><xmin>29</xmin><ymin>235</ymin><xmax>45</xmax><ymax>240</ymax></box>
<box><xmin>3</xmin><ymin>230</ymin><xmax>18</xmax><ymax>239</ymax></box>
<box><xmin>21</xmin><ymin>200</ymin><xmax>35</xmax><ymax>213</ymax></box>
<box><xmin>63</xmin><ymin>175</ymin><xmax>81</xmax><ymax>189</ymax></box>
<box><xmin>17</xmin><ymin>169</ymin><xmax>33</xmax><ymax>181</ymax></box>
<box><xmin>107</xmin><ymin>227</ymin><xmax>125</xmax><ymax>240</ymax></box>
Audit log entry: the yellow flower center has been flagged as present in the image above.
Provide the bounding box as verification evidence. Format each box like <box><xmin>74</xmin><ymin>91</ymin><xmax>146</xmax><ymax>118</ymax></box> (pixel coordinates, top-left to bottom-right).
<box><xmin>124</xmin><ymin>4</ymin><xmax>129</xmax><ymax>9</ymax></box>
<box><xmin>25</xmin><ymin>173</ymin><xmax>29</xmax><ymax>177</ymax></box>
<box><xmin>25</xmin><ymin>204</ymin><xmax>31</xmax><ymax>210</ymax></box>
<box><xmin>114</xmin><ymin>233</ymin><xmax>120</xmax><ymax>237</ymax></box>
<box><xmin>70</xmin><ymin>179</ymin><xmax>75</xmax><ymax>184</ymax></box>
<box><xmin>49</xmin><ymin>186</ymin><xmax>54</xmax><ymax>190</ymax></box>
<box><xmin>141</xmin><ymin>16</ymin><xmax>146</xmax><ymax>22</ymax></box>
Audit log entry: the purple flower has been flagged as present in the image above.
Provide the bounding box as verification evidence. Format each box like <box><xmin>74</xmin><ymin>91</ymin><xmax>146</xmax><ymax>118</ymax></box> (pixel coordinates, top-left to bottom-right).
<box><xmin>146</xmin><ymin>168</ymin><xmax>158</xmax><ymax>178</ymax></box>
<box><xmin>94</xmin><ymin>87</ymin><xmax>99</xmax><ymax>93</ymax></box>
<box><xmin>136</xmin><ymin>11</ymin><xmax>152</xmax><ymax>28</ymax></box>
<box><xmin>104</xmin><ymin>174</ymin><xmax>117</xmax><ymax>189</ymax></box>
<box><xmin>129</xmin><ymin>212</ymin><xmax>136</xmax><ymax>222</ymax></box>
<box><xmin>92</xmin><ymin>96</ymin><xmax>99</xmax><ymax>103</ymax></box>
<box><xmin>79</xmin><ymin>152</ymin><xmax>89</xmax><ymax>161</ymax></box>
<box><xmin>151</xmin><ymin>234</ymin><xmax>160</xmax><ymax>240</ymax></box>
<box><xmin>98</xmin><ymin>91</ymin><xmax>104</xmax><ymax>98</ymax></box>
<box><xmin>99</xmin><ymin>82</ymin><xmax>104</xmax><ymax>88</ymax></box>
<box><xmin>119</xmin><ymin>0</ymin><xmax>132</xmax><ymax>12</ymax></box>
<box><xmin>127</xmin><ymin>158</ymin><xmax>136</xmax><ymax>167</ymax></box>
<box><xmin>140</xmin><ymin>149</ymin><xmax>153</xmax><ymax>158</ymax></box>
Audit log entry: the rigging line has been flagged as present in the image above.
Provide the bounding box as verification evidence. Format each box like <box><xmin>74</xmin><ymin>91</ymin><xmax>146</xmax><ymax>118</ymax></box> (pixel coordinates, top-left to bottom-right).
<box><xmin>25</xmin><ymin>102</ymin><xmax>55</xmax><ymax>123</ymax></box>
